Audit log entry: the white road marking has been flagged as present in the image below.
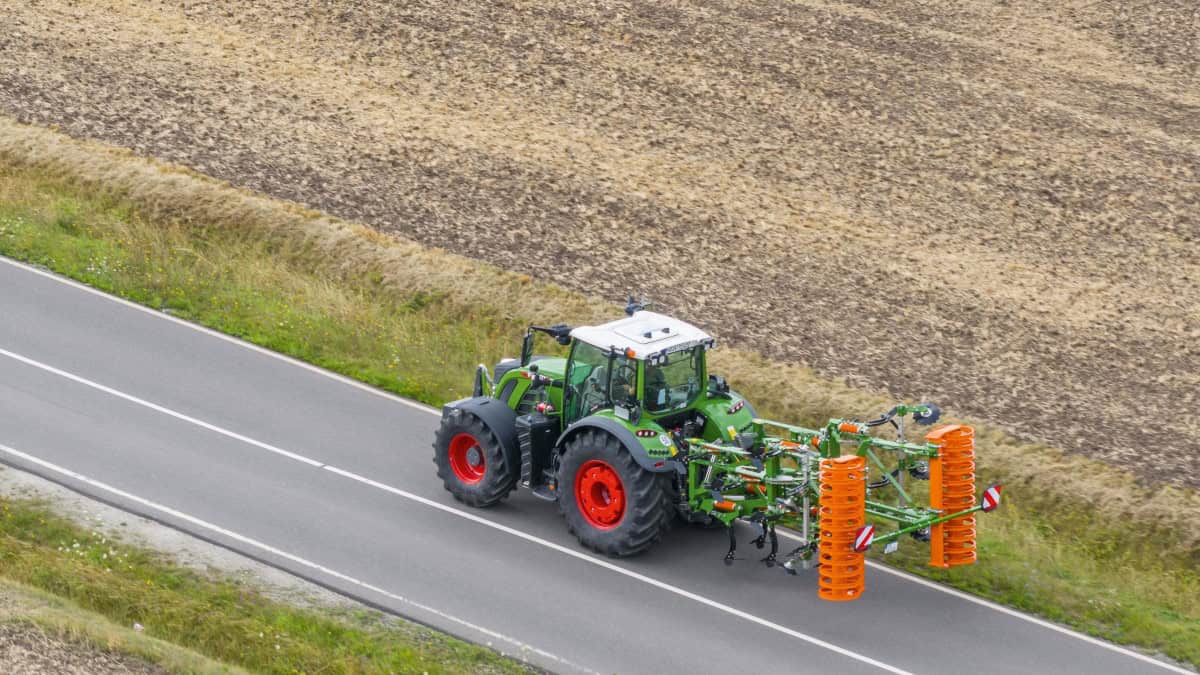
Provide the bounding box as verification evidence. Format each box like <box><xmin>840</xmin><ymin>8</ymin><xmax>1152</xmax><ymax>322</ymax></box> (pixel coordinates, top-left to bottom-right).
<box><xmin>0</xmin><ymin>256</ymin><xmax>438</xmax><ymax>415</ymax></box>
<box><xmin>0</xmin><ymin>441</ymin><xmax>595</xmax><ymax>675</ymax></box>
<box><xmin>322</xmin><ymin>466</ymin><xmax>912</xmax><ymax>674</ymax></box>
<box><xmin>0</xmin><ymin>346</ymin><xmax>911</xmax><ymax>674</ymax></box>
<box><xmin>0</xmin><ymin>346</ymin><xmax>323</xmax><ymax>468</ymax></box>
<box><xmin>2</xmin><ymin>255</ymin><xmax>1191</xmax><ymax>673</ymax></box>
<box><xmin>775</xmin><ymin>530</ymin><xmax>1193</xmax><ymax>674</ymax></box>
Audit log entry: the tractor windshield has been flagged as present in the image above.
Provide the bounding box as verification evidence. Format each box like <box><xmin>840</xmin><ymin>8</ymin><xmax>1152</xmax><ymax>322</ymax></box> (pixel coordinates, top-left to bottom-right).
<box><xmin>644</xmin><ymin>348</ymin><xmax>703</xmax><ymax>413</ymax></box>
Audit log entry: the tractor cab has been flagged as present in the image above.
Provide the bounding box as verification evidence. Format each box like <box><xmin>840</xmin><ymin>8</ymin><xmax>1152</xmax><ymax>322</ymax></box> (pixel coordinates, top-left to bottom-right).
<box><xmin>563</xmin><ymin>311</ymin><xmax>716</xmax><ymax>425</ymax></box>
<box><xmin>480</xmin><ymin>311</ymin><xmax>721</xmax><ymax>432</ymax></box>
<box><xmin>440</xmin><ymin>305</ymin><xmax>754</xmax><ymax>553</ymax></box>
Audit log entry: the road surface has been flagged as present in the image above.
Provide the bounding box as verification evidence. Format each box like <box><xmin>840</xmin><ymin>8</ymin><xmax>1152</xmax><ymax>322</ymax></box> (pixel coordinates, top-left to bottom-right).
<box><xmin>0</xmin><ymin>256</ymin><xmax>1188</xmax><ymax>674</ymax></box>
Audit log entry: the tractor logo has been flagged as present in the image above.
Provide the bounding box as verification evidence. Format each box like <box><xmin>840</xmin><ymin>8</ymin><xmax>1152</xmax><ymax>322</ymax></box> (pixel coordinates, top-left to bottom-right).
<box><xmin>659</xmin><ymin>434</ymin><xmax>672</xmax><ymax>447</ymax></box>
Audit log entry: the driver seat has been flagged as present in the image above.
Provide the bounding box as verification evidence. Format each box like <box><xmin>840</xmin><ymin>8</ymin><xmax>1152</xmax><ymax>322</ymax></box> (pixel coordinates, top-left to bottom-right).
<box><xmin>579</xmin><ymin>365</ymin><xmax>608</xmax><ymax>414</ymax></box>
<box><xmin>645</xmin><ymin>369</ymin><xmax>668</xmax><ymax>411</ymax></box>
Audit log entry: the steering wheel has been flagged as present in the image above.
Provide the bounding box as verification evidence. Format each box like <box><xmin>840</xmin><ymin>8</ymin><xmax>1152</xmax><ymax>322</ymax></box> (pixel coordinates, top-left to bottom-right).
<box><xmin>605</xmin><ymin>363</ymin><xmax>633</xmax><ymax>401</ymax></box>
<box><xmin>613</xmin><ymin>363</ymin><xmax>636</xmax><ymax>387</ymax></box>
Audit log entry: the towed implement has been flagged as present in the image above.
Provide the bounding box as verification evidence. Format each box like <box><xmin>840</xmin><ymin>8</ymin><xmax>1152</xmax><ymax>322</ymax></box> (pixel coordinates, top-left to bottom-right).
<box><xmin>433</xmin><ymin>301</ymin><xmax>1002</xmax><ymax>600</ymax></box>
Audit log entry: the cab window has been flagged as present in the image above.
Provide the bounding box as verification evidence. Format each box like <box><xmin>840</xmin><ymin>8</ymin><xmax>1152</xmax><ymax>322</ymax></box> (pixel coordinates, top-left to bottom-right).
<box><xmin>645</xmin><ymin>347</ymin><xmax>703</xmax><ymax>413</ymax></box>
<box><xmin>566</xmin><ymin>342</ymin><xmax>605</xmax><ymax>422</ymax></box>
<box><xmin>566</xmin><ymin>342</ymin><xmax>637</xmax><ymax>421</ymax></box>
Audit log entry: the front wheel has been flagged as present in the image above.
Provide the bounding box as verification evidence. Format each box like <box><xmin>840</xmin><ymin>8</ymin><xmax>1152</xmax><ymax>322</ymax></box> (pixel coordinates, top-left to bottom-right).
<box><xmin>557</xmin><ymin>430</ymin><xmax>673</xmax><ymax>557</ymax></box>
<box><xmin>433</xmin><ymin>408</ymin><xmax>518</xmax><ymax>507</ymax></box>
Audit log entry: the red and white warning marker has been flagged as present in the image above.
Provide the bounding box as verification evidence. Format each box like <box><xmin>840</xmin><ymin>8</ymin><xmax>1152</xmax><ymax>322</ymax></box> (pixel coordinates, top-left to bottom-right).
<box><xmin>981</xmin><ymin>484</ymin><xmax>1003</xmax><ymax>512</ymax></box>
<box><xmin>853</xmin><ymin>524</ymin><xmax>875</xmax><ymax>553</ymax></box>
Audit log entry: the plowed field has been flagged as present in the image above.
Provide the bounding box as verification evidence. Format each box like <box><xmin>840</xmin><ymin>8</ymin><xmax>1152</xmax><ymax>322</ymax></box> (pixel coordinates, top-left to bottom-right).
<box><xmin>1</xmin><ymin>1</ymin><xmax>1197</xmax><ymax>484</ymax></box>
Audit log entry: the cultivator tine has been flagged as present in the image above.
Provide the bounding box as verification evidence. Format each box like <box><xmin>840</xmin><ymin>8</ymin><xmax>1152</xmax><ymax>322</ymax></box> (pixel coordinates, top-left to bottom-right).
<box><xmin>750</xmin><ymin>513</ymin><xmax>767</xmax><ymax>550</ymax></box>
<box><xmin>724</xmin><ymin>526</ymin><xmax>738</xmax><ymax>565</ymax></box>
<box><xmin>761</xmin><ymin>526</ymin><xmax>779</xmax><ymax>567</ymax></box>
<box><xmin>782</xmin><ymin>546</ymin><xmax>805</xmax><ymax>576</ymax></box>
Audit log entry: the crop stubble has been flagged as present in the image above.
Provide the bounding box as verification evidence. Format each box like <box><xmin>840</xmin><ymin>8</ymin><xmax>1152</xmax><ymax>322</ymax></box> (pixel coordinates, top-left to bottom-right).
<box><xmin>0</xmin><ymin>0</ymin><xmax>1196</xmax><ymax>484</ymax></box>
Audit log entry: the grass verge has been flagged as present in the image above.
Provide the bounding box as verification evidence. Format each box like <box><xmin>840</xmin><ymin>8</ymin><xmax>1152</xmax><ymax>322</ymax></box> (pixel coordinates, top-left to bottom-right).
<box><xmin>1</xmin><ymin>575</ymin><xmax>245</xmax><ymax>674</ymax></box>
<box><xmin>0</xmin><ymin>119</ymin><xmax>1197</xmax><ymax>668</ymax></box>
<box><xmin>0</xmin><ymin>496</ymin><xmax>527</xmax><ymax>674</ymax></box>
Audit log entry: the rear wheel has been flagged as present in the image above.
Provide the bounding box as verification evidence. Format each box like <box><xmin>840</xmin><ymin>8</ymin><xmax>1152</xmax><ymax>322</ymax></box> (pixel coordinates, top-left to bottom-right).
<box><xmin>557</xmin><ymin>430</ymin><xmax>673</xmax><ymax>556</ymax></box>
<box><xmin>433</xmin><ymin>408</ymin><xmax>518</xmax><ymax>507</ymax></box>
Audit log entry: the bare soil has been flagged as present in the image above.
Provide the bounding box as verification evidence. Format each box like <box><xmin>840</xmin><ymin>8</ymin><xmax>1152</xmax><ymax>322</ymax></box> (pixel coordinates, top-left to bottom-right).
<box><xmin>0</xmin><ymin>621</ymin><xmax>166</xmax><ymax>675</ymax></box>
<box><xmin>0</xmin><ymin>1</ymin><xmax>1196</xmax><ymax>485</ymax></box>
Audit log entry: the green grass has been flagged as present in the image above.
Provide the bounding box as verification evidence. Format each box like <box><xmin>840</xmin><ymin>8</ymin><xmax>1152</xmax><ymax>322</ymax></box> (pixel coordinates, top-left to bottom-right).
<box><xmin>0</xmin><ymin>161</ymin><xmax>1197</xmax><ymax>669</ymax></box>
<box><xmin>876</xmin><ymin>493</ymin><xmax>1200</xmax><ymax>660</ymax></box>
<box><xmin>1</xmin><ymin>577</ymin><xmax>245</xmax><ymax>674</ymax></box>
<box><xmin>0</xmin><ymin>496</ymin><xmax>527</xmax><ymax>674</ymax></box>
<box><xmin>0</xmin><ymin>178</ymin><xmax>512</xmax><ymax>408</ymax></box>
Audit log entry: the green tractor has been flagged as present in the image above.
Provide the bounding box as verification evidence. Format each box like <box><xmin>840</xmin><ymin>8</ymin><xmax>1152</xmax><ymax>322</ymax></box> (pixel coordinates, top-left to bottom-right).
<box><xmin>434</xmin><ymin>301</ymin><xmax>1002</xmax><ymax>600</ymax></box>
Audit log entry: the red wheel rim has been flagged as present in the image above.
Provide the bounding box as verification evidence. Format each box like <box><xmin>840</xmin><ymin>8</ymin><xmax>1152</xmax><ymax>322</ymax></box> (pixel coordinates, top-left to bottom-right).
<box><xmin>448</xmin><ymin>433</ymin><xmax>486</xmax><ymax>484</ymax></box>
<box><xmin>575</xmin><ymin>460</ymin><xmax>626</xmax><ymax>529</ymax></box>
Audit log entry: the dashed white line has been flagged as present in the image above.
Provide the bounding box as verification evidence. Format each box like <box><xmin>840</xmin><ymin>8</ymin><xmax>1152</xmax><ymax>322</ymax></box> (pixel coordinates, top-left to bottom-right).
<box><xmin>0</xmin><ymin>256</ymin><xmax>437</xmax><ymax>416</ymax></box>
<box><xmin>322</xmin><ymin>466</ymin><xmax>912</xmax><ymax>674</ymax></box>
<box><xmin>0</xmin><ymin>441</ymin><xmax>594</xmax><ymax>675</ymax></box>
<box><xmin>2</xmin><ymin>254</ymin><xmax>1191</xmax><ymax>674</ymax></box>
<box><xmin>0</xmin><ymin>345</ymin><xmax>911</xmax><ymax>674</ymax></box>
<box><xmin>0</xmin><ymin>346</ymin><xmax>322</xmax><ymax>468</ymax></box>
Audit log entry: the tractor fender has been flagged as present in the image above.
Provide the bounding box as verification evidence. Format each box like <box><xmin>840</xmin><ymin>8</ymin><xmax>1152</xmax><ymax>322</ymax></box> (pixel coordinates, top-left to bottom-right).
<box><xmin>556</xmin><ymin>416</ymin><xmax>683</xmax><ymax>474</ymax></box>
<box><xmin>443</xmin><ymin>396</ymin><xmax>520</xmax><ymax>472</ymax></box>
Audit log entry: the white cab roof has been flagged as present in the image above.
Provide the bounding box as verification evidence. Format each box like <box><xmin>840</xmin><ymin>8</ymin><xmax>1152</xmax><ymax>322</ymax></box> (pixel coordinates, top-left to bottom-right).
<box><xmin>570</xmin><ymin>311</ymin><xmax>713</xmax><ymax>358</ymax></box>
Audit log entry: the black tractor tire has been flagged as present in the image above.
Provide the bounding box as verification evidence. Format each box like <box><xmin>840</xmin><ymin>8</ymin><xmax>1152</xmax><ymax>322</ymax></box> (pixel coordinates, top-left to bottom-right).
<box><xmin>557</xmin><ymin>430</ymin><xmax>674</xmax><ymax>557</ymax></box>
<box><xmin>433</xmin><ymin>408</ymin><xmax>519</xmax><ymax>507</ymax></box>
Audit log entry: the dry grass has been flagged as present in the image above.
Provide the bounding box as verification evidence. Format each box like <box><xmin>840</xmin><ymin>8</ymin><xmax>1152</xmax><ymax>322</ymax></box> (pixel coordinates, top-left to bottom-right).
<box><xmin>0</xmin><ymin>0</ymin><xmax>1196</xmax><ymax>488</ymax></box>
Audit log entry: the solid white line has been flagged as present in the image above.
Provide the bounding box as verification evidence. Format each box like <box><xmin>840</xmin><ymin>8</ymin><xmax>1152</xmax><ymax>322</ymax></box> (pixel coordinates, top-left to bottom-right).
<box><xmin>774</xmin><ymin>530</ymin><xmax>1192</xmax><ymax>674</ymax></box>
<box><xmin>2</xmin><ymin>254</ymin><xmax>1190</xmax><ymax>673</ymax></box>
<box><xmin>0</xmin><ymin>346</ymin><xmax>322</xmax><ymax>468</ymax></box>
<box><xmin>321</xmin><ymin>466</ymin><xmax>912</xmax><ymax>674</ymax></box>
<box><xmin>864</xmin><ymin>563</ymin><xmax>1192</xmax><ymax>673</ymax></box>
<box><xmin>0</xmin><ymin>256</ymin><xmax>438</xmax><ymax>416</ymax></box>
<box><xmin>0</xmin><ymin>345</ymin><xmax>911</xmax><ymax>673</ymax></box>
<box><xmin>0</xmin><ymin>441</ymin><xmax>593</xmax><ymax>675</ymax></box>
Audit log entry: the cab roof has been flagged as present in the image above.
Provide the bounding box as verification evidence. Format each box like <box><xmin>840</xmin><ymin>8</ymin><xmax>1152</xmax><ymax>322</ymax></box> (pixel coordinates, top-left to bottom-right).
<box><xmin>569</xmin><ymin>311</ymin><xmax>713</xmax><ymax>358</ymax></box>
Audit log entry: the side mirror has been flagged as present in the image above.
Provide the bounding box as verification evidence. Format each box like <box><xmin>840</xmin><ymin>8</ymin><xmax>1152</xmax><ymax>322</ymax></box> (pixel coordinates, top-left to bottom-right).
<box><xmin>549</xmin><ymin>323</ymin><xmax>573</xmax><ymax>345</ymax></box>
<box><xmin>707</xmin><ymin>374</ymin><xmax>730</xmax><ymax>395</ymax></box>
<box><xmin>520</xmin><ymin>329</ymin><xmax>535</xmax><ymax>366</ymax></box>
<box><xmin>473</xmin><ymin>364</ymin><xmax>492</xmax><ymax>397</ymax></box>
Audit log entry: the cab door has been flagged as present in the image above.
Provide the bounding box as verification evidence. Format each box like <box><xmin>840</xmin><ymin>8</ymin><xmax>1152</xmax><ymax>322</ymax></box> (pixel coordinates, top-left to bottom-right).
<box><xmin>564</xmin><ymin>341</ymin><xmax>606</xmax><ymax>424</ymax></box>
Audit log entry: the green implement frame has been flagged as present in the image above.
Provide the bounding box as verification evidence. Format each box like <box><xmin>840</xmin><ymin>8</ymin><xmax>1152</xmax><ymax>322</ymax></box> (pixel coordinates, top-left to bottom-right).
<box><xmin>681</xmin><ymin>405</ymin><xmax>997</xmax><ymax>572</ymax></box>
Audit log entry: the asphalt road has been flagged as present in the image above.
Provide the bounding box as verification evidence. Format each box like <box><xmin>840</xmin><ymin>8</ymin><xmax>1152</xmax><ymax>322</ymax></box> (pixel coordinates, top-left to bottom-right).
<box><xmin>0</xmin><ymin>256</ymin><xmax>1189</xmax><ymax>675</ymax></box>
